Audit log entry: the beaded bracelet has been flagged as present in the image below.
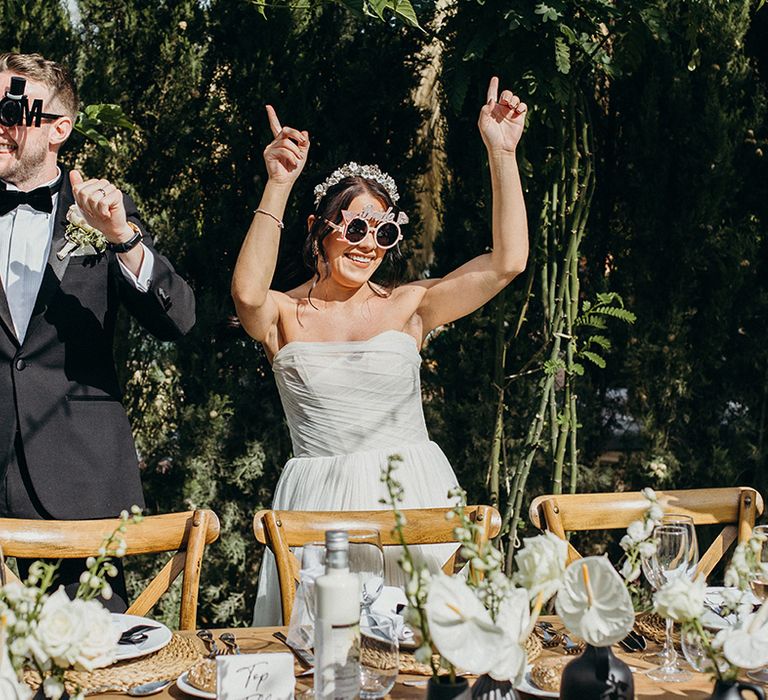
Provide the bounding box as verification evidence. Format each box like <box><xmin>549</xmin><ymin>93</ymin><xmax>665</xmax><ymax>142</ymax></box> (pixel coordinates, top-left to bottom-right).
<box><xmin>254</xmin><ymin>208</ymin><xmax>284</xmax><ymax>229</ymax></box>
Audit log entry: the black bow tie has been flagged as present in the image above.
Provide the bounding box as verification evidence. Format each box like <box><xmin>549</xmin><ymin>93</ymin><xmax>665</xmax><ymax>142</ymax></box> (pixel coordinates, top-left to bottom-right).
<box><xmin>0</xmin><ymin>185</ymin><xmax>54</xmax><ymax>216</ymax></box>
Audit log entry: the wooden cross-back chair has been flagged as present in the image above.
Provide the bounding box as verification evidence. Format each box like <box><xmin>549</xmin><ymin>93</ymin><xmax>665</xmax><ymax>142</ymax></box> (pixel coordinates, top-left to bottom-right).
<box><xmin>253</xmin><ymin>506</ymin><xmax>501</xmax><ymax>623</ymax></box>
<box><xmin>0</xmin><ymin>509</ymin><xmax>220</xmax><ymax>630</ymax></box>
<box><xmin>529</xmin><ymin>487</ymin><xmax>764</xmax><ymax>579</ymax></box>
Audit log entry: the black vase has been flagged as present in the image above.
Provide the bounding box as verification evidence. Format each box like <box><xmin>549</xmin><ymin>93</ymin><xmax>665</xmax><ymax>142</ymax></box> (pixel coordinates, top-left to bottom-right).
<box><xmin>560</xmin><ymin>643</ymin><xmax>634</xmax><ymax>700</ymax></box>
<box><xmin>426</xmin><ymin>676</ymin><xmax>472</xmax><ymax>700</ymax></box>
<box><xmin>470</xmin><ymin>673</ymin><xmax>516</xmax><ymax>700</ymax></box>
<box><xmin>709</xmin><ymin>679</ymin><xmax>766</xmax><ymax>700</ymax></box>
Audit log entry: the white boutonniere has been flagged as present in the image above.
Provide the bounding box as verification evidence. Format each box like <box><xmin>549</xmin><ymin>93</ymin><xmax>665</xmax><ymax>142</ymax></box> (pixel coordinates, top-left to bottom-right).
<box><xmin>57</xmin><ymin>205</ymin><xmax>108</xmax><ymax>260</ymax></box>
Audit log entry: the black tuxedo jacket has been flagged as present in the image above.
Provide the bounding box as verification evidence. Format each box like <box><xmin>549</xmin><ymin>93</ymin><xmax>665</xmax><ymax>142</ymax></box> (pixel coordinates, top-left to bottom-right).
<box><xmin>0</xmin><ymin>170</ymin><xmax>195</xmax><ymax>518</ymax></box>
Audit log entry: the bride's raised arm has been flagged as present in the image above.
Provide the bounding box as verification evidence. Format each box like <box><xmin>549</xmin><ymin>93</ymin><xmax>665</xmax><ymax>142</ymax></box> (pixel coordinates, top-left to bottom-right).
<box><xmin>411</xmin><ymin>76</ymin><xmax>528</xmax><ymax>338</ymax></box>
<box><xmin>232</xmin><ymin>106</ymin><xmax>310</xmax><ymax>345</ymax></box>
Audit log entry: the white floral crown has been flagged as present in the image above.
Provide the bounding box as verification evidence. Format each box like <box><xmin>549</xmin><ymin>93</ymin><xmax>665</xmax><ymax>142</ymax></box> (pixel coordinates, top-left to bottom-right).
<box><xmin>313</xmin><ymin>162</ymin><xmax>399</xmax><ymax>207</ymax></box>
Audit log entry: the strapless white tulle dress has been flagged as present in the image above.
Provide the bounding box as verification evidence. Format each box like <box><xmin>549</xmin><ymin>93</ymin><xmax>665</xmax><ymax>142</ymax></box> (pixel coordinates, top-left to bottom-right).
<box><xmin>252</xmin><ymin>330</ymin><xmax>460</xmax><ymax>625</ymax></box>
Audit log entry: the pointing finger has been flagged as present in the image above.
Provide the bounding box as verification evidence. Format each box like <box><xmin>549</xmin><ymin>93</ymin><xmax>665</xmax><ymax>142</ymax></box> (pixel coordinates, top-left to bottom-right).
<box><xmin>486</xmin><ymin>76</ymin><xmax>499</xmax><ymax>105</ymax></box>
<box><xmin>265</xmin><ymin>105</ymin><xmax>282</xmax><ymax>138</ymax></box>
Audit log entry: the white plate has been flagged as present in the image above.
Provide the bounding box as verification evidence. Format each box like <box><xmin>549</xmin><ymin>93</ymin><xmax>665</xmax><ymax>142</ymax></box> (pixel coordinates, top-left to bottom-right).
<box><xmin>176</xmin><ymin>671</ymin><xmax>216</xmax><ymax>699</ymax></box>
<box><xmin>515</xmin><ymin>666</ymin><xmax>558</xmax><ymax>698</ymax></box>
<box><xmin>702</xmin><ymin>586</ymin><xmax>760</xmax><ymax>631</ymax></box>
<box><xmin>112</xmin><ymin>613</ymin><xmax>173</xmax><ymax>661</ymax></box>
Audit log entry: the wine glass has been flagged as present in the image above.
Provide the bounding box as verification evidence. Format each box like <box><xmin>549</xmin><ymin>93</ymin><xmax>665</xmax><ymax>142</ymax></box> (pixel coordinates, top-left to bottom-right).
<box><xmin>644</xmin><ymin>521</ymin><xmax>698</xmax><ymax>682</ymax></box>
<box><xmin>348</xmin><ymin>529</ymin><xmax>385</xmax><ymax>624</ymax></box>
<box><xmin>747</xmin><ymin>525</ymin><xmax>768</xmax><ymax>683</ymax></box>
<box><xmin>359</xmin><ymin>618</ymin><xmax>399</xmax><ymax>699</ymax></box>
<box><xmin>641</xmin><ymin>514</ymin><xmax>698</xmax><ymax>666</ymax></box>
<box><xmin>298</xmin><ymin>542</ymin><xmax>326</xmax><ymax>623</ymax></box>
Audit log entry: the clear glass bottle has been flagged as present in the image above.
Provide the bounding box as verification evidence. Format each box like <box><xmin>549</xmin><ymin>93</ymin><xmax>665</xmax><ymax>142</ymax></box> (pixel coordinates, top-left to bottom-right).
<box><xmin>314</xmin><ymin>530</ymin><xmax>361</xmax><ymax>699</ymax></box>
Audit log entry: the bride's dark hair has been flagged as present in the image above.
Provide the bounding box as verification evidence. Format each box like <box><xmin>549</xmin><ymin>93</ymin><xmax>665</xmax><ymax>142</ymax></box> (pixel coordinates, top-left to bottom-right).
<box><xmin>304</xmin><ymin>176</ymin><xmax>404</xmax><ymax>303</ymax></box>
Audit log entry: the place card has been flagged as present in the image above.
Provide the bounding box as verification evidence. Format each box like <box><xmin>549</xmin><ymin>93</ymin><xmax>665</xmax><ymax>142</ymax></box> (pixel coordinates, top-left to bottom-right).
<box><xmin>217</xmin><ymin>652</ymin><xmax>296</xmax><ymax>700</ymax></box>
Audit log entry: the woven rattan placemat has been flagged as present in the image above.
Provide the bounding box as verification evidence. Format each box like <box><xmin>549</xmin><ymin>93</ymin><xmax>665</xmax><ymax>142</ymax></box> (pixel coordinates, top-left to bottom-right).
<box><xmin>635</xmin><ymin>612</ymin><xmax>681</xmax><ymax>646</ymax></box>
<box><xmin>397</xmin><ymin>632</ymin><xmax>543</xmax><ymax>675</ymax></box>
<box><xmin>24</xmin><ymin>633</ymin><xmax>203</xmax><ymax>696</ymax></box>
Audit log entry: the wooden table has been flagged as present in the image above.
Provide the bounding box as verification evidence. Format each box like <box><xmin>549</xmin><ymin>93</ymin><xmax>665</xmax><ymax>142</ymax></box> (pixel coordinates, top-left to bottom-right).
<box><xmin>92</xmin><ymin>624</ymin><xmax>718</xmax><ymax>699</ymax></box>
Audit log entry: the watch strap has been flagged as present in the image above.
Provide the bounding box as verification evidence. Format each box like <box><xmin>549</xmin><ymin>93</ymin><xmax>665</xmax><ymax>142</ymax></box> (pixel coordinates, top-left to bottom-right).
<box><xmin>107</xmin><ymin>221</ymin><xmax>143</xmax><ymax>253</ymax></box>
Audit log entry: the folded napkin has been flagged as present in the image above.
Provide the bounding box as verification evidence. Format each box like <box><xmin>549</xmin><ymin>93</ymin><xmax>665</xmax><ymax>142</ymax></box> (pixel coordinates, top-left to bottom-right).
<box><xmin>369</xmin><ymin>586</ymin><xmax>414</xmax><ymax>643</ymax></box>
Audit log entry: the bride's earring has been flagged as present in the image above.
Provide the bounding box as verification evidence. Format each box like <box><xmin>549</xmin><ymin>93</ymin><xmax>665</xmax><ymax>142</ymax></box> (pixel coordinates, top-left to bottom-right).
<box><xmin>312</xmin><ymin>240</ymin><xmax>319</xmax><ymax>258</ymax></box>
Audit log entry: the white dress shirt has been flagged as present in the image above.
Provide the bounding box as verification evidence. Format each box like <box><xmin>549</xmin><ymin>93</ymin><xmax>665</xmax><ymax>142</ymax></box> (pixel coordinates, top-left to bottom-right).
<box><xmin>0</xmin><ymin>170</ymin><xmax>154</xmax><ymax>343</ymax></box>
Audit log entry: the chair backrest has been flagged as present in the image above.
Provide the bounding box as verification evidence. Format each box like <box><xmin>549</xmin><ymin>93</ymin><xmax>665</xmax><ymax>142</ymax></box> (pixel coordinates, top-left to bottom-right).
<box><xmin>253</xmin><ymin>506</ymin><xmax>501</xmax><ymax>623</ymax></box>
<box><xmin>529</xmin><ymin>487</ymin><xmax>764</xmax><ymax>578</ymax></box>
<box><xmin>0</xmin><ymin>509</ymin><xmax>220</xmax><ymax>630</ymax></box>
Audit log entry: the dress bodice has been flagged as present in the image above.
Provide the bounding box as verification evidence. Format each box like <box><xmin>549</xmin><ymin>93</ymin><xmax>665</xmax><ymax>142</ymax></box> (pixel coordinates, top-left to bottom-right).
<box><xmin>272</xmin><ymin>330</ymin><xmax>430</xmax><ymax>457</ymax></box>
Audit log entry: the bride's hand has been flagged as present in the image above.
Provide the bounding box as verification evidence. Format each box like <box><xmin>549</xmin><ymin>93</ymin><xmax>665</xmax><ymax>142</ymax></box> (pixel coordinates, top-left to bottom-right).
<box><xmin>477</xmin><ymin>76</ymin><xmax>527</xmax><ymax>155</ymax></box>
<box><xmin>264</xmin><ymin>105</ymin><xmax>310</xmax><ymax>185</ymax></box>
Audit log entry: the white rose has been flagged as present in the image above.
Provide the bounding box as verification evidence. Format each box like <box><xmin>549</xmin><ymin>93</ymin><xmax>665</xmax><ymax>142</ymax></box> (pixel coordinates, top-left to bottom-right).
<box><xmin>71</xmin><ymin>599</ymin><xmax>119</xmax><ymax>671</ymax></box>
<box><xmin>512</xmin><ymin>532</ymin><xmax>567</xmax><ymax>602</ymax></box>
<box><xmin>34</xmin><ymin>588</ymin><xmax>82</xmax><ymax>667</ymax></box>
<box><xmin>653</xmin><ymin>576</ymin><xmax>706</xmax><ymax>623</ymax></box>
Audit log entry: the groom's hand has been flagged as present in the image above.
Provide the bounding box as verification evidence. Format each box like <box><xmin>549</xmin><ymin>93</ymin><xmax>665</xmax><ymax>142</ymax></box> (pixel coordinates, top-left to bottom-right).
<box><xmin>70</xmin><ymin>170</ymin><xmax>135</xmax><ymax>245</ymax></box>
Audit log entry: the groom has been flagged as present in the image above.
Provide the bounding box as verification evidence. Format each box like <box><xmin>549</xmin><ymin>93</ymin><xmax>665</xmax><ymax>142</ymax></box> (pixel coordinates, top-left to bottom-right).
<box><xmin>0</xmin><ymin>53</ymin><xmax>195</xmax><ymax>596</ymax></box>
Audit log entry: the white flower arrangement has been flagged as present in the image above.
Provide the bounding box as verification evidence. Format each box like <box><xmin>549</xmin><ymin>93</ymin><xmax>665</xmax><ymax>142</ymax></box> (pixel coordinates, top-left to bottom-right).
<box><xmin>0</xmin><ymin>506</ymin><xmax>143</xmax><ymax>699</ymax></box>
<box><xmin>653</xmin><ymin>529</ymin><xmax>768</xmax><ymax>681</ymax></box>
<box><xmin>381</xmin><ymin>456</ymin><xmax>564</xmax><ymax>683</ymax></box>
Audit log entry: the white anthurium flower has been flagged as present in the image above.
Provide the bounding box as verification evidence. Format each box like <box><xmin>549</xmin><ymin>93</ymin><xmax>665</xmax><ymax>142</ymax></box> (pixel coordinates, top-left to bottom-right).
<box><xmin>653</xmin><ymin>575</ymin><xmax>706</xmax><ymax>623</ymax></box>
<box><xmin>512</xmin><ymin>531</ymin><xmax>567</xmax><ymax>603</ymax></box>
<box><xmin>425</xmin><ymin>573</ymin><xmax>505</xmax><ymax>675</ymax></box>
<box><xmin>488</xmin><ymin>588</ymin><xmax>530</xmax><ymax>685</ymax></box>
<box><xmin>0</xmin><ymin>634</ymin><xmax>32</xmax><ymax>700</ymax></box>
<box><xmin>555</xmin><ymin>556</ymin><xmax>635</xmax><ymax>647</ymax></box>
<box><xmin>722</xmin><ymin>606</ymin><xmax>768</xmax><ymax>670</ymax></box>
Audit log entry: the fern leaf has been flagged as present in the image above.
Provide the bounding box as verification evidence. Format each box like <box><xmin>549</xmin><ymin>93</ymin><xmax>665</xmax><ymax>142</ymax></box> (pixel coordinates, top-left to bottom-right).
<box><xmin>581</xmin><ymin>351</ymin><xmax>607</xmax><ymax>368</ymax></box>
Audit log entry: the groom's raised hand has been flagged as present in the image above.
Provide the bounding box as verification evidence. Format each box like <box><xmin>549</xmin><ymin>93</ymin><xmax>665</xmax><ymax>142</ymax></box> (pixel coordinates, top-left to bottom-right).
<box><xmin>70</xmin><ymin>170</ymin><xmax>135</xmax><ymax>245</ymax></box>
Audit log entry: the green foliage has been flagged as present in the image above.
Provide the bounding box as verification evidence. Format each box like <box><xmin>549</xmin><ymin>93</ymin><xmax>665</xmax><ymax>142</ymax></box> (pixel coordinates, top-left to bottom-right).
<box><xmin>74</xmin><ymin>103</ymin><xmax>136</xmax><ymax>149</ymax></box>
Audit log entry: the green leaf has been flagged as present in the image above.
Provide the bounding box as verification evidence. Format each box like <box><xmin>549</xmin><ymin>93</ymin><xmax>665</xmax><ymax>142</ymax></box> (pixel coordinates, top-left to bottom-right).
<box><xmin>555</xmin><ymin>37</ymin><xmax>571</xmax><ymax>75</ymax></box>
<box><xmin>591</xmin><ymin>306</ymin><xmax>637</xmax><ymax>324</ymax></box>
<box><xmin>585</xmin><ymin>334</ymin><xmax>611</xmax><ymax>350</ymax></box>
<box><xmin>570</xmin><ymin>362</ymin><xmax>585</xmax><ymax>376</ymax></box>
<box><xmin>75</xmin><ymin>104</ymin><xmax>136</xmax><ymax>149</ymax></box>
<box><xmin>581</xmin><ymin>351</ymin><xmax>607</xmax><ymax>369</ymax></box>
<box><xmin>559</xmin><ymin>23</ymin><xmax>577</xmax><ymax>43</ymax></box>
<box><xmin>393</xmin><ymin>0</ymin><xmax>421</xmax><ymax>29</ymax></box>
<box><xmin>253</xmin><ymin>0</ymin><xmax>267</xmax><ymax>18</ymax></box>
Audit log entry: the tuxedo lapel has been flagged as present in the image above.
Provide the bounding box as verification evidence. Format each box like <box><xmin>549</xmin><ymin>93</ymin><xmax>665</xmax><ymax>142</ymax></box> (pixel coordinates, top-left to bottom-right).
<box><xmin>0</xmin><ymin>181</ymin><xmax>19</xmax><ymax>345</ymax></box>
<box><xmin>0</xmin><ymin>280</ymin><xmax>18</xmax><ymax>346</ymax></box>
<box><xmin>25</xmin><ymin>172</ymin><xmax>74</xmax><ymax>339</ymax></box>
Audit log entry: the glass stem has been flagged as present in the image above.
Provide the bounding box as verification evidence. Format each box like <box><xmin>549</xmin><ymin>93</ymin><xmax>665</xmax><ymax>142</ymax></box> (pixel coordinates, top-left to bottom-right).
<box><xmin>662</xmin><ymin>616</ymin><xmax>677</xmax><ymax>665</ymax></box>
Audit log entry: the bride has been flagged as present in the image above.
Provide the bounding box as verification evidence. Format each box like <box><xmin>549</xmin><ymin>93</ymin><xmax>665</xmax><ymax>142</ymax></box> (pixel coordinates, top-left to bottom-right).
<box><xmin>233</xmin><ymin>77</ymin><xmax>528</xmax><ymax>625</ymax></box>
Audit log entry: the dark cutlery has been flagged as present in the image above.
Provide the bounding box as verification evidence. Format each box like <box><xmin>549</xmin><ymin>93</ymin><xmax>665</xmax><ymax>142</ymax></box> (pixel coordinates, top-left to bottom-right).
<box><xmin>273</xmin><ymin>631</ymin><xmax>314</xmax><ymax>668</ymax></box>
